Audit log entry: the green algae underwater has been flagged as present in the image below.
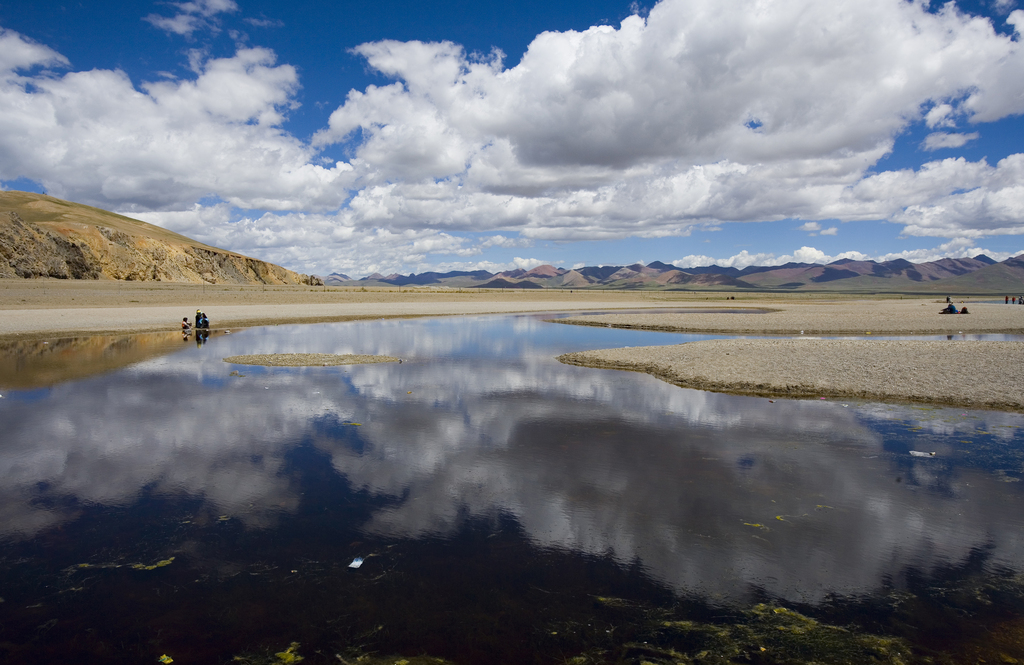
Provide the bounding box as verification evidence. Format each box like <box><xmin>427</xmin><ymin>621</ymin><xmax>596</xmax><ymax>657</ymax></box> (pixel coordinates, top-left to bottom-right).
<box><xmin>10</xmin><ymin>515</ymin><xmax>1024</xmax><ymax>664</ymax></box>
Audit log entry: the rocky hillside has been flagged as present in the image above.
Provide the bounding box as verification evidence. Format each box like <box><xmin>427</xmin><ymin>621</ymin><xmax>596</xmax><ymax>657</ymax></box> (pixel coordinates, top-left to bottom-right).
<box><xmin>0</xmin><ymin>191</ymin><xmax>322</xmax><ymax>285</ymax></box>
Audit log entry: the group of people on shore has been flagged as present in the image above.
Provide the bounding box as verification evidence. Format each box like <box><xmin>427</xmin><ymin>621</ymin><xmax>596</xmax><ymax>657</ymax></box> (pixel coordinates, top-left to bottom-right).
<box><xmin>941</xmin><ymin>296</ymin><xmax>969</xmax><ymax>314</ymax></box>
<box><xmin>181</xmin><ymin>310</ymin><xmax>211</xmax><ymax>345</ymax></box>
<box><xmin>939</xmin><ymin>295</ymin><xmax>1023</xmax><ymax>314</ymax></box>
<box><xmin>181</xmin><ymin>309</ymin><xmax>209</xmax><ymax>332</ymax></box>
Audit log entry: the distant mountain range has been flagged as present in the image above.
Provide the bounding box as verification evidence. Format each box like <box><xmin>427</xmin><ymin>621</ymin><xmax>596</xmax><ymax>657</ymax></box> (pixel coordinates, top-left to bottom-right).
<box><xmin>6</xmin><ymin>191</ymin><xmax>1015</xmax><ymax>293</ymax></box>
<box><xmin>325</xmin><ymin>254</ymin><xmax>1024</xmax><ymax>293</ymax></box>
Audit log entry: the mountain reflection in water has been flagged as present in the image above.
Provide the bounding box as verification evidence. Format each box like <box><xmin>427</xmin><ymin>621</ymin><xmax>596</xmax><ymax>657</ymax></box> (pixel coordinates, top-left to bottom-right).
<box><xmin>1</xmin><ymin>313</ymin><xmax>1023</xmax><ymax>664</ymax></box>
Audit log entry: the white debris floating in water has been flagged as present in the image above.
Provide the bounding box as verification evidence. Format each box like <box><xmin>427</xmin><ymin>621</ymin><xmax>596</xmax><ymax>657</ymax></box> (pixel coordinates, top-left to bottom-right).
<box><xmin>349</xmin><ymin>557</ymin><xmax>364</xmax><ymax>569</ymax></box>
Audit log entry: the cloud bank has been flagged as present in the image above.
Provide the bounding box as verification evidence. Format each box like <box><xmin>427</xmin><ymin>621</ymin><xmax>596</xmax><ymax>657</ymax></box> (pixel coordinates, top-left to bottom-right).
<box><xmin>673</xmin><ymin>238</ymin><xmax>1018</xmax><ymax>270</ymax></box>
<box><xmin>1</xmin><ymin>0</ymin><xmax>1023</xmax><ymax>275</ymax></box>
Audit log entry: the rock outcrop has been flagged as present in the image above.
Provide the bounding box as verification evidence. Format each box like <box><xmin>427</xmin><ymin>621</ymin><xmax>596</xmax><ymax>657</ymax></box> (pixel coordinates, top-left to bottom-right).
<box><xmin>1</xmin><ymin>192</ymin><xmax>322</xmax><ymax>285</ymax></box>
<box><xmin>0</xmin><ymin>211</ymin><xmax>100</xmax><ymax>280</ymax></box>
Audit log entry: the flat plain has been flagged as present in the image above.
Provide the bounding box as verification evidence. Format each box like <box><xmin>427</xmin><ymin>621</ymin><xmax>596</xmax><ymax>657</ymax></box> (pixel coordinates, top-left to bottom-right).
<box><xmin>2</xmin><ymin>278</ymin><xmax>1022</xmax><ymax>411</ymax></box>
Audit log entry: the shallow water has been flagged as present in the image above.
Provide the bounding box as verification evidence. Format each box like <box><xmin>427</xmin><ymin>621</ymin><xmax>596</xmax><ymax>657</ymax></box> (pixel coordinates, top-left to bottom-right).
<box><xmin>1</xmin><ymin>313</ymin><xmax>1024</xmax><ymax>664</ymax></box>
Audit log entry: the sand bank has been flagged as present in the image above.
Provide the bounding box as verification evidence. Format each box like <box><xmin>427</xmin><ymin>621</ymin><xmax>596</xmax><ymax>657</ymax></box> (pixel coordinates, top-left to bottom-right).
<box><xmin>556</xmin><ymin>300</ymin><xmax>1024</xmax><ymax>412</ymax></box>
<box><xmin>223</xmin><ymin>353</ymin><xmax>400</xmax><ymax>366</ymax></box>
<box><xmin>559</xmin><ymin>339</ymin><xmax>1024</xmax><ymax>412</ymax></box>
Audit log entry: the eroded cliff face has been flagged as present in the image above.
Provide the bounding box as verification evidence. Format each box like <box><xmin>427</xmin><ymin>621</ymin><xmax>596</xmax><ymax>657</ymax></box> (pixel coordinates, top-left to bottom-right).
<box><xmin>1</xmin><ymin>210</ymin><xmax>322</xmax><ymax>285</ymax></box>
<box><xmin>0</xmin><ymin>211</ymin><xmax>100</xmax><ymax>280</ymax></box>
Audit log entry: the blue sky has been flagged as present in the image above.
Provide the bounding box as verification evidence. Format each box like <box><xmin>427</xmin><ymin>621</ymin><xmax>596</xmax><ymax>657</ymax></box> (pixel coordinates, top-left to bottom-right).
<box><xmin>1</xmin><ymin>0</ymin><xmax>1023</xmax><ymax>277</ymax></box>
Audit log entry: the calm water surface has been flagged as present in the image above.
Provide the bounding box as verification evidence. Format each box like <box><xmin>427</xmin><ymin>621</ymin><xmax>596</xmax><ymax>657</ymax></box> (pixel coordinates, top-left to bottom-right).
<box><xmin>2</xmin><ymin>313</ymin><xmax>1024</xmax><ymax>664</ymax></box>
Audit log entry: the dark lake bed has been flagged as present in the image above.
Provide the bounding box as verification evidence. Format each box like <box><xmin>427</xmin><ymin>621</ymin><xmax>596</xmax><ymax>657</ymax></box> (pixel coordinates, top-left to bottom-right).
<box><xmin>2</xmin><ymin>313</ymin><xmax>1024</xmax><ymax>664</ymax></box>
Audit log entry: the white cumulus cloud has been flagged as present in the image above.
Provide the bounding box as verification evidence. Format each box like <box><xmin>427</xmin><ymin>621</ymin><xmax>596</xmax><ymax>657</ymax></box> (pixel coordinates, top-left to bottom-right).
<box><xmin>1</xmin><ymin>0</ymin><xmax>1024</xmax><ymax>276</ymax></box>
<box><xmin>922</xmin><ymin>131</ymin><xmax>981</xmax><ymax>151</ymax></box>
<box><xmin>0</xmin><ymin>30</ymin><xmax>352</xmax><ymax>213</ymax></box>
<box><xmin>0</xmin><ymin>28</ymin><xmax>68</xmax><ymax>72</ymax></box>
<box><xmin>308</xmin><ymin>0</ymin><xmax>1024</xmax><ymax>243</ymax></box>
<box><xmin>512</xmin><ymin>257</ymin><xmax>548</xmax><ymax>270</ymax></box>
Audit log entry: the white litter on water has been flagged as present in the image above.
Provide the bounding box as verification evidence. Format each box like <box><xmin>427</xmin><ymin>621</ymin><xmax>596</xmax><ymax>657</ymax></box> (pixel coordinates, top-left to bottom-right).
<box><xmin>349</xmin><ymin>557</ymin><xmax>364</xmax><ymax>569</ymax></box>
<box><xmin>910</xmin><ymin>451</ymin><xmax>937</xmax><ymax>457</ymax></box>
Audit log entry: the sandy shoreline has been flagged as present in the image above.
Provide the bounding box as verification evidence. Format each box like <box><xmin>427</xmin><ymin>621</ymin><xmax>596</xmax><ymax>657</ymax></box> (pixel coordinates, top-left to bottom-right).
<box><xmin>3</xmin><ymin>280</ymin><xmax>1022</xmax><ymax>411</ymax></box>
<box><xmin>0</xmin><ymin>278</ymin><xmax>685</xmax><ymax>341</ymax></box>
<box><xmin>3</xmin><ymin>279</ymin><xmax>1013</xmax><ymax>339</ymax></box>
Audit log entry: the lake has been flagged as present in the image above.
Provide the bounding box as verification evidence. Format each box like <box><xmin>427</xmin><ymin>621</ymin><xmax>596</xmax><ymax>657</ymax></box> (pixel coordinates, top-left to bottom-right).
<box><xmin>1</xmin><ymin>312</ymin><xmax>1023</xmax><ymax>664</ymax></box>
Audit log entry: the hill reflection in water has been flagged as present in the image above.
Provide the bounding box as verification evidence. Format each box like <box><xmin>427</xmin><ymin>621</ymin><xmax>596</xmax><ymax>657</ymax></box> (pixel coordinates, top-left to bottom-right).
<box><xmin>1</xmin><ymin>313</ymin><xmax>1023</xmax><ymax>664</ymax></box>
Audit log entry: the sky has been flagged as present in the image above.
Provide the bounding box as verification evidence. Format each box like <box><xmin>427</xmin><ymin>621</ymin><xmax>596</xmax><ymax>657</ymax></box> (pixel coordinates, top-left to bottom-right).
<box><xmin>1</xmin><ymin>0</ymin><xmax>1023</xmax><ymax>278</ymax></box>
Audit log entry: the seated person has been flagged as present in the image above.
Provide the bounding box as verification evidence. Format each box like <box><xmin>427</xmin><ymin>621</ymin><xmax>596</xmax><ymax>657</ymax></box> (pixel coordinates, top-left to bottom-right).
<box><xmin>941</xmin><ymin>304</ymin><xmax>957</xmax><ymax>314</ymax></box>
<box><xmin>181</xmin><ymin>317</ymin><xmax>191</xmax><ymax>331</ymax></box>
<box><xmin>960</xmin><ymin>306</ymin><xmax>969</xmax><ymax>314</ymax></box>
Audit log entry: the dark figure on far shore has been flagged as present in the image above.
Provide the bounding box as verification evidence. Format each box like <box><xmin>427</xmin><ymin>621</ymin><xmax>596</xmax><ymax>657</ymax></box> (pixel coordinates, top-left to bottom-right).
<box><xmin>946</xmin><ymin>296</ymin><xmax>951</xmax><ymax>303</ymax></box>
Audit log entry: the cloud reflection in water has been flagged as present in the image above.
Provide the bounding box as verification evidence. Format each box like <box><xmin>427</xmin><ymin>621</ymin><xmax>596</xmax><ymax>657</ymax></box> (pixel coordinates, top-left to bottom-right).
<box><xmin>1</xmin><ymin>314</ymin><xmax>1023</xmax><ymax>605</ymax></box>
